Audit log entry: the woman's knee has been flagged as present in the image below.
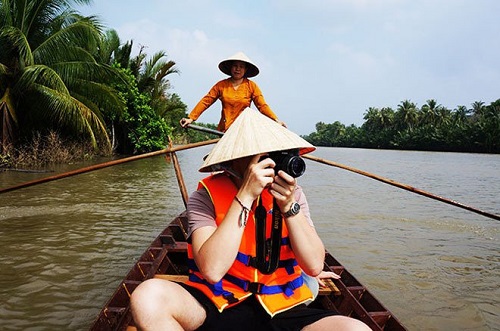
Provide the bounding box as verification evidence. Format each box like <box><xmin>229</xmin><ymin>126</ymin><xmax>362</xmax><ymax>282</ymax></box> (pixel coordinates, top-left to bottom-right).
<box><xmin>303</xmin><ymin>315</ymin><xmax>371</xmax><ymax>331</ymax></box>
<box><xmin>131</xmin><ymin>279</ymin><xmax>176</xmax><ymax>312</ymax></box>
<box><xmin>130</xmin><ymin>279</ymin><xmax>206</xmax><ymax>330</ymax></box>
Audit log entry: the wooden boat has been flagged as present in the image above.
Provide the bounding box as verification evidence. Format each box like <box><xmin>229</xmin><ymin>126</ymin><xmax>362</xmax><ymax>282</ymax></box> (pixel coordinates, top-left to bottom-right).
<box><xmin>89</xmin><ymin>143</ymin><xmax>408</xmax><ymax>331</ymax></box>
<box><xmin>90</xmin><ymin>211</ymin><xmax>407</xmax><ymax>331</ymax></box>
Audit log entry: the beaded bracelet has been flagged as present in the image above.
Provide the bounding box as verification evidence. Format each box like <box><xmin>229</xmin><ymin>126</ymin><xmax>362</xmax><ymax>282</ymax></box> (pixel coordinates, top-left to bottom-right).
<box><xmin>234</xmin><ymin>196</ymin><xmax>250</xmax><ymax>227</ymax></box>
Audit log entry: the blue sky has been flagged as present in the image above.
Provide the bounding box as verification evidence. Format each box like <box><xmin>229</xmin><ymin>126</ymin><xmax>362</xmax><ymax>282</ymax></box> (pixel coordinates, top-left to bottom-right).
<box><xmin>77</xmin><ymin>0</ymin><xmax>500</xmax><ymax>135</ymax></box>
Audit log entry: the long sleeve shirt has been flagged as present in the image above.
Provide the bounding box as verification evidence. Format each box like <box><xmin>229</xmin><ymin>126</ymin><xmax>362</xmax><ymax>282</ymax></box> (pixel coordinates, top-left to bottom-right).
<box><xmin>188</xmin><ymin>78</ymin><xmax>278</xmax><ymax>131</ymax></box>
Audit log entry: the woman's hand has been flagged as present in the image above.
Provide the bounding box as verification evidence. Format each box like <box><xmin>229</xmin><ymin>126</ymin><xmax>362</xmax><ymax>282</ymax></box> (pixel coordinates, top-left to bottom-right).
<box><xmin>180</xmin><ymin>118</ymin><xmax>193</xmax><ymax>127</ymax></box>
<box><xmin>276</xmin><ymin>119</ymin><xmax>287</xmax><ymax>128</ymax></box>
<box><xmin>269</xmin><ymin>169</ymin><xmax>297</xmax><ymax>213</ymax></box>
<box><xmin>316</xmin><ymin>271</ymin><xmax>341</xmax><ymax>287</ymax></box>
<box><xmin>237</xmin><ymin>155</ymin><xmax>276</xmax><ymax>206</ymax></box>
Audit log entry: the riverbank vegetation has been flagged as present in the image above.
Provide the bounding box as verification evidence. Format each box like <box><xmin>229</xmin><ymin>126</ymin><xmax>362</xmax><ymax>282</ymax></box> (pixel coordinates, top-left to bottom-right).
<box><xmin>1</xmin><ymin>1</ymin><xmax>498</xmax><ymax>170</ymax></box>
<box><xmin>0</xmin><ymin>131</ymin><xmax>95</xmax><ymax>169</ymax></box>
<box><xmin>303</xmin><ymin>99</ymin><xmax>499</xmax><ymax>153</ymax></box>
<box><xmin>0</xmin><ymin>0</ymin><xmax>192</xmax><ymax>168</ymax></box>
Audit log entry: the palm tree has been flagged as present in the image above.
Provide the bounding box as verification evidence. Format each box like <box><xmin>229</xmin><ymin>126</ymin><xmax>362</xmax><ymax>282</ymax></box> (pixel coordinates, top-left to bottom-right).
<box><xmin>102</xmin><ymin>40</ymin><xmax>181</xmax><ymax>124</ymax></box>
<box><xmin>134</xmin><ymin>48</ymin><xmax>179</xmax><ymax>115</ymax></box>
<box><xmin>95</xmin><ymin>29</ymin><xmax>121</xmax><ymax>65</ymax></box>
<box><xmin>470</xmin><ymin>101</ymin><xmax>486</xmax><ymax>122</ymax></box>
<box><xmin>0</xmin><ymin>0</ymin><xmax>124</xmax><ymax>153</ymax></box>
<box><xmin>453</xmin><ymin>105</ymin><xmax>470</xmax><ymax>126</ymax></box>
<box><xmin>379</xmin><ymin>107</ymin><xmax>395</xmax><ymax>129</ymax></box>
<box><xmin>396</xmin><ymin>100</ymin><xmax>419</xmax><ymax>131</ymax></box>
<box><xmin>362</xmin><ymin>107</ymin><xmax>382</xmax><ymax>132</ymax></box>
<box><xmin>420</xmin><ymin>99</ymin><xmax>439</xmax><ymax>126</ymax></box>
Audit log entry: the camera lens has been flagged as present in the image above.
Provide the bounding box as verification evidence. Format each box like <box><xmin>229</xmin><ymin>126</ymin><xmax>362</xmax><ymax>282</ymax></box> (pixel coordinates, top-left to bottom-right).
<box><xmin>268</xmin><ymin>149</ymin><xmax>306</xmax><ymax>178</ymax></box>
<box><xmin>285</xmin><ymin>156</ymin><xmax>306</xmax><ymax>178</ymax></box>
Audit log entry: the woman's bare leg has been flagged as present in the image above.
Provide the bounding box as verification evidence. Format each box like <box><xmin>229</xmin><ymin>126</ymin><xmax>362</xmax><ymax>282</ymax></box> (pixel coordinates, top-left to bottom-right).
<box><xmin>130</xmin><ymin>279</ymin><xmax>207</xmax><ymax>331</ymax></box>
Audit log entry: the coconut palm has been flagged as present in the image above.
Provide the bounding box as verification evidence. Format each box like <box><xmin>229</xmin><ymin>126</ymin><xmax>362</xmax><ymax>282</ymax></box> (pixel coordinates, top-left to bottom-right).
<box><xmin>395</xmin><ymin>100</ymin><xmax>419</xmax><ymax>131</ymax></box>
<box><xmin>362</xmin><ymin>107</ymin><xmax>382</xmax><ymax>132</ymax></box>
<box><xmin>0</xmin><ymin>0</ymin><xmax>124</xmax><ymax>153</ymax></box>
<box><xmin>470</xmin><ymin>101</ymin><xmax>486</xmax><ymax>121</ymax></box>
<box><xmin>101</xmin><ymin>40</ymin><xmax>181</xmax><ymax>125</ymax></box>
<box><xmin>134</xmin><ymin>49</ymin><xmax>179</xmax><ymax>115</ymax></box>
<box><xmin>420</xmin><ymin>99</ymin><xmax>439</xmax><ymax>126</ymax></box>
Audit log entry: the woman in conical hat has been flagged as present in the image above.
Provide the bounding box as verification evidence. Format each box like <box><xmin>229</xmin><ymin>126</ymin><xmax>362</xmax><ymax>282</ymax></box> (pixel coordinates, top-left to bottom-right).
<box><xmin>199</xmin><ymin>108</ymin><xmax>314</xmax><ymax>172</ymax></box>
<box><xmin>131</xmin><ymin>109</ymin><xmax>370</xmax><ymax>331</ymax></box>
<box><xmin>180</xmin><ymin>51</ymin><xmax>286</xmax><ymax>132</ymax></box>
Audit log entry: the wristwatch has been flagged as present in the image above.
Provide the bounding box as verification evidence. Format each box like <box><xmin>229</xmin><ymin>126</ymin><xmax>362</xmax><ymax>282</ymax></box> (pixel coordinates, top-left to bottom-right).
<box><xmin>283</xmin><ymin>202</ymin><xmax>300</xmax><ymax>218</ymax></box>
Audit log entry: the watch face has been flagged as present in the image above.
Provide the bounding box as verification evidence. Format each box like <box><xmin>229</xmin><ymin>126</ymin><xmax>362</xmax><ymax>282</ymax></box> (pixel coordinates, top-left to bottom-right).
<box><xmin>285</xmin><ymin>202</ymin><xmax>300</xmax><ymax>217</ymax></box>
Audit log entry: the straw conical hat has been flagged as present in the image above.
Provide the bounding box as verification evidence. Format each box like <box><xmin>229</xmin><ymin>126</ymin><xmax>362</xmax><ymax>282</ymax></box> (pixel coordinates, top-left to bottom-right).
<box><xmin>218</xmin><ymin>52</ymin><xmax>259</xmax><ymax>78</ymax></box>
<box><xmin>199</xmin><ymin>108</ymin><xmax>316</xmax><ymax>172</ymax></box>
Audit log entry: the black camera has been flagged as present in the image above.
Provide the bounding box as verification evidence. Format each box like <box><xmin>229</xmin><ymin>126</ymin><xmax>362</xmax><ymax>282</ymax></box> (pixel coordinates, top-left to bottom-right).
<box><xmin>268</xmin><ymin>149</ymin><xmax>306</xmax><ymax>178</ymax></box>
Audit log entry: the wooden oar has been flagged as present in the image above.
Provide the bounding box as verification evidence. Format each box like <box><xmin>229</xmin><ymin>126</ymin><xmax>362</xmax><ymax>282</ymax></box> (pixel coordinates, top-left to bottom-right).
<box><xmin>0</xmin><ymin>139</ymin><xmax>219</xmax><ymax>194</ymax></box>
<box><xmin>166</xmin><ymin>138</ymin><xmax>189</xmax><ymax>209</ymax></box>
<box><xmin>303</xmin><ymin>154</ymin><xmax>499</xmax><ymax>221</ymax></box>
<box><xmin>185</xmin><ymin>124</ymin><xmax>499</xmax><ymax>221</ymax></box>
<box><xmin>170</xmin><ymin>150</ymin><xmax>188</xmax><ymax>208</ymax></box>
<box><xmin>186</xmin><ymin>124</ymin><xmax>224</xmax><ymax>137</ymax></box>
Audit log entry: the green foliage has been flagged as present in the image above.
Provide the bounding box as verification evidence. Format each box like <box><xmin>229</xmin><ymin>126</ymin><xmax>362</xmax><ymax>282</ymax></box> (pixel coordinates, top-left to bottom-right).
<box><xmin>0</xmin><ymin>0</ymin><xmax>125</xmax><ymax>153</ymax></box>
<box><xmin>101</xmin><ymin>40</ymin><xmax>185</xmax><ymax>153</ymax></box>
<box><xmin>1</xmin><ymin>0</ymin><xmax>188</xmax><ymax>158</ymax></box>
<box><xmin>304</xmin><ymin>99</ymin><xmax>500</xmax><ymax>153</ymax></box>
<box><xmin>112</xmin><ymin>66</ymin><xmax>171</xmax><ymax>154</ymax></box>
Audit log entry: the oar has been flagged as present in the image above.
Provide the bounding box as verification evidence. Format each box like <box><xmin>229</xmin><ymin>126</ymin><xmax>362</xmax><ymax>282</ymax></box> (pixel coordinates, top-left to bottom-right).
<box><xmin>167</xmin><ymin>138</ymin><xmax>190</xmax><ymax>209</ymax></box>
<box><xmin>185</xmin><ymin>124</ymin><xmax>499</xmax><ymax>221</ymax></box>
<box><xmin>0</xmin><ymin>139</ymin><xmax>219</xmax><ymax>194</ymax></box>
<box><xmin>187</xmin><ymin>124</ymin><xmax>224</xmax><ymax>137</ymax></box>
<box><xmin>303</xmin><ymin>154</ymin><xmax>499</xmax><ymax>221</ymax></box>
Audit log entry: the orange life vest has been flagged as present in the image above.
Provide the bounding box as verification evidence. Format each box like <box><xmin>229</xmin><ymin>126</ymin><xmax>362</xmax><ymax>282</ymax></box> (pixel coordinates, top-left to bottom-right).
<box><xmin>186</xmin><ymin>173</ymin><xmax>313</xmax><ymax>316</ymax></box>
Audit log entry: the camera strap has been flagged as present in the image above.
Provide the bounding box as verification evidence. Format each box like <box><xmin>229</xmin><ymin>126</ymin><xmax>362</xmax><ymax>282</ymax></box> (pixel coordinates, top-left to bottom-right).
<box><xmin>255</xmin><ymin>196</ymin><xmax>282</xmax><ymax>275</ymax></box>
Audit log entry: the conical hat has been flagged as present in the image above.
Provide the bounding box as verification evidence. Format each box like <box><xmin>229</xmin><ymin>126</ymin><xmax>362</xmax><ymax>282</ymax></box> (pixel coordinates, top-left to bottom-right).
<box><xmin>218</xmin><ymin>52</ymin><xmax>259</xmax><ymax>78</ymax></box>
<box><xmin>199</xmin><ymin>108</ymin><xmax>316</xmax><ymax>172</ymax></box>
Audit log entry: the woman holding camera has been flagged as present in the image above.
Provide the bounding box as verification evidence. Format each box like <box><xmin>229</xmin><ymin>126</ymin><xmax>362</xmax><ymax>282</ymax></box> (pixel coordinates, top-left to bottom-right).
<box><xmin>132</xmin><ymin>109</ymin><xmax>370</xmax><ymax>331</ymax></box>
<box><xmin>179</xmin><ymin>51</ymin><xmax>286</xmax><ymax>132</ymax></box>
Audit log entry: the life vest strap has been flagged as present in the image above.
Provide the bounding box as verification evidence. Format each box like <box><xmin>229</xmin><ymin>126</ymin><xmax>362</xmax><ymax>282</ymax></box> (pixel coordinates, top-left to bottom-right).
<box><xmin>235</xmin><ymin>252</ymin><xmax>298</xmax><ymax>274</ymax></box>
<box><xmin>188</xmin><ymin>273</ymin><xmax>239</xmax><ymax>304</ymax></box>
<box><xmin>223</xmin><ymin>274</ymin><xmax>304</xmax><ymax>297</ymax></box>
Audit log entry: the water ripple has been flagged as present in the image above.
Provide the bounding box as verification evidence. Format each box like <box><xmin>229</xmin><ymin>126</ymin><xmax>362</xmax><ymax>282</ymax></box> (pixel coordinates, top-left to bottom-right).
<box><xmin>0</xmin><ymin>149</ymin><xmax>498</xmax><ymax>330</ymax></box>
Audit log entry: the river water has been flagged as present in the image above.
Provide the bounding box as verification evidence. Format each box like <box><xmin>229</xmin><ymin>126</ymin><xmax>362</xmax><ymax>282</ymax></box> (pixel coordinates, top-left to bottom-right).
<box><xmin>0</xmin><ymin>146</ymin><xmax>498</xmax><ymax>331</ymax></box>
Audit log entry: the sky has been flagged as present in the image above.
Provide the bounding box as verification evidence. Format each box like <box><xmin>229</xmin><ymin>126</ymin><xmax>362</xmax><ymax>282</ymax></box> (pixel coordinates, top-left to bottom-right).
<box><xmin>77</xmin><ymin>0</ymin><xmax>500</xmax><ymax>135</ymax></box>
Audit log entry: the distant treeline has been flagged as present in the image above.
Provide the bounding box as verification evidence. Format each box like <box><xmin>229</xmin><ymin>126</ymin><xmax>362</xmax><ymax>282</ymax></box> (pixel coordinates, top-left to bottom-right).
<box><xmin>303</xmin><ymin>99</ymin><xmax>499</xmax><ymax>153</ymax></box>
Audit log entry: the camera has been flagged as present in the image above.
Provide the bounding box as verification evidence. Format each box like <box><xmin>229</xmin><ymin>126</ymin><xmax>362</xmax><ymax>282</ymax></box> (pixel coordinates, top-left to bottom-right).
<box><xmin>268</xmin><ymin>149</ymin><xmax>306</xmax><ymax>178</ymax></box>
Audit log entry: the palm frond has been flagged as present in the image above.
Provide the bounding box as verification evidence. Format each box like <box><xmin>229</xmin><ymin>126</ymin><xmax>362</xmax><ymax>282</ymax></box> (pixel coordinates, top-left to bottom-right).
<box><xmin>71</xmin><ymin>79</ymin><xmax>126</xmax><ymax>119</ymax></box>
<box><xmin>51</xmin><ymin>60</ymin><xmax>127</xmax><ymax>87</ymax></box>
<box><xmin>0</xmin><ymin>26</ymin><xmax>35</xmax><ymax>66</ymax></box>
<box><xmin>0</xmin><ymin>62</ymin><xmax>9</xmax><ymax>75</ymax></box>
<box><xmin>35</xmin><ymin>84</ymin><xmax>110</xmax><ymax>148</ymax></box>
<box><xmin>34</xmin><ymin>19</ymin><xmax>101</xmax><ymax>64</ymax></box>
<box><xmin>97</xmin><ymin>29</ymin><xmax>120</xmax><ymax>64</ymax></box>
<box><xmin>0</xmin><ymin>87</ymin><xmax>18</xmax><ymax>123</ymax></box>
<box><xmin>114</xmin><ymin>40</ymin><xmax>133</xmax><ymax>68</ymax></box>
<box><xmin>16</xmin><ymin>64</ymin><xmax>69</xmax><ymax>94</ymax></box>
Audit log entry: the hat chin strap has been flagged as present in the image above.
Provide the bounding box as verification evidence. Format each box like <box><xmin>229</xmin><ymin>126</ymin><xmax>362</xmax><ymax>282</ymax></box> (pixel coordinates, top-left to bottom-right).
<box><xmin>211</xmin><ymin>163</ymin><xmax>242</xmax><ymax>180</ymax></box>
